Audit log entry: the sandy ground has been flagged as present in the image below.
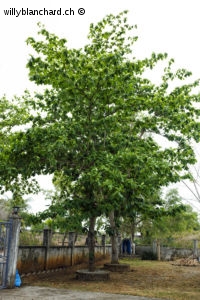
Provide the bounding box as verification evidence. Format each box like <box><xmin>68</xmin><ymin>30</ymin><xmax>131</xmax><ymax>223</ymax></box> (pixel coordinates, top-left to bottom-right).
<box><xmin>0</xmin><ymin>286</ymin><xmax>164</xmax><ymax>300</ymax></box>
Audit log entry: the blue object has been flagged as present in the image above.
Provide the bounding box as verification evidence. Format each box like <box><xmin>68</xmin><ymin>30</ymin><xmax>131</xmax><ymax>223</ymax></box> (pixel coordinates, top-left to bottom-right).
<box><xmin>15</xmin><ymin>269</ymin><xmax>21</xmax><ymax>287</ymax></box>
<box><xmin>122</xmin><ymin>238</ymin><xmax>132</xmax><ymax>255</ymax></box>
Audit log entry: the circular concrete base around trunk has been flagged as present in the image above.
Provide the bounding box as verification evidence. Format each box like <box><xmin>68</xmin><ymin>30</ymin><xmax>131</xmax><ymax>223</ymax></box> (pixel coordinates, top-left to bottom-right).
<box><xmin>76</xmin><ymin>269</ymin><xmax>110</xmax><ymax>281</ymax></box>
<box><xmin>104</xmin><ymin>263</ymin><xmax>131</xmax><ymax>272</ymax></box>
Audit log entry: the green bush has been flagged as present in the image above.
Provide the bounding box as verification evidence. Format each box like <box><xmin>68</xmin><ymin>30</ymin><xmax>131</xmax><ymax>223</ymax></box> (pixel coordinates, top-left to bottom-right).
<box><xmin>141</xmin><ymin>251</ymin><xmax>157</xmax><ymax>260</ymax></box>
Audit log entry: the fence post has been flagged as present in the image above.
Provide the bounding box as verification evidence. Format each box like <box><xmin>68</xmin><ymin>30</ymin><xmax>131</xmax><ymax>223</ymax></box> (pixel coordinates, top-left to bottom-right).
<box><xmin>43</xmin><ymin>228</ymin><xmax>52</xmax><ymax>270</ymax></box>
<box><xmin>68</xmin><ymin>232</ymin><xmax>75</xmax><ymax>266</ymax></box>
<box><xmin>6</xmin><ymin>209</ymin><xmax>21</xmax><ymax>288</ymax></box>
<box><xmin>43</xmin><ymin>228</ymin><xmax>52</xmax><ymax>247</ymax></box>
<box><xmin>193</xmin><ymin>239</ymin><xmax>198</xmax><ymax>257</ymax></box>
<box><xmin>101</xmin><ymin>234</ymin><xmax>106</xmax><ymax>257</ymax></box>
<box><xmin>152</xmin><ymin>240</ymin><xmax>157</xmax><ymax>255</ymax></box>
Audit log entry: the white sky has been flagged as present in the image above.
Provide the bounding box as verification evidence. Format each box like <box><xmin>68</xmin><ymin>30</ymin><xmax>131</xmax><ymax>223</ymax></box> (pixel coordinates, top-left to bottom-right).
<box><xmin>1</xmin><ymin>0</ymin><xmax>200</xmax><ymax>212</ymax></box>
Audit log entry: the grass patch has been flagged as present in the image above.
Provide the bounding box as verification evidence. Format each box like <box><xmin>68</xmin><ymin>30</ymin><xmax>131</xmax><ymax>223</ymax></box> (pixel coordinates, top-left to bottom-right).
<box><xmin>22</xmin><ymin>257</ymin><xmax>200</xmax><ymax>300</ymax></box>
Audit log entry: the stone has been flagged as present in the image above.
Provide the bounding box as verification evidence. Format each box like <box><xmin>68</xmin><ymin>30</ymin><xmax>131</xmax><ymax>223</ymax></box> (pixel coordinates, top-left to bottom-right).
<box><xmin>104</xmin><ymin>263</ymin><xmax>130</xmax><ymax>272</ymax></box>
<box><xmin>76</xmin><ymin>269</ymin><xmax>110</xmax><ymax>281</ymax></box>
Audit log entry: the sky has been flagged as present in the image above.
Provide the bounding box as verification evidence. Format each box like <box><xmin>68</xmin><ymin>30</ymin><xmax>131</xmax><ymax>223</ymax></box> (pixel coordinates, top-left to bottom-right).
<box><xmin>1</xmin><ymin>0</ymin><xmax>200</xmax><ymax>212</ymax></box>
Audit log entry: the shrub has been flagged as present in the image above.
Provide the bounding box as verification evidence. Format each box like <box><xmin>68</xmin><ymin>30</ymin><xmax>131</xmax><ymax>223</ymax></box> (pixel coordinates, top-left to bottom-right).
<box><xmin>141</xmin><ymin>251</ymin><xmax>157</xmax><ymax>260</ymax></box>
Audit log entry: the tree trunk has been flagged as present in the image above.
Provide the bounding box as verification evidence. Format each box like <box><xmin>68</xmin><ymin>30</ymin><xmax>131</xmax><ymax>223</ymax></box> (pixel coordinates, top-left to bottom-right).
<box><xmin>109</xmin><ymin>210</ymin><xmax>119</xmax><ymax>264</ymax></box>
<box><xmin>88</xmin><ymin>216</ymin><xmax>96</xmax><ymax>272</ymax></box>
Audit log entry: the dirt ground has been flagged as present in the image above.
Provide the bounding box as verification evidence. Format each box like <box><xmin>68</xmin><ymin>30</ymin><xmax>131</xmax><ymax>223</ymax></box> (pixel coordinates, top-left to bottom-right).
<box><xmin>0</xmin><ymin>286</ymin><xmax>161</xmax><ymax>300</ymax></box>
<box><xmin>12</xmin><ymin>258</ymin><xmax>200</xmax><ymax>300</ymax></box>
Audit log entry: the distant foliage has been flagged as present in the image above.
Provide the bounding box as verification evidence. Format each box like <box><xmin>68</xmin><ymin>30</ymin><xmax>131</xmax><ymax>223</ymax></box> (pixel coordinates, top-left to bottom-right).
<box><xmin>19</xmin><ymin>230</ymin><xmax>43</xmax><ymax>246</ymax></box>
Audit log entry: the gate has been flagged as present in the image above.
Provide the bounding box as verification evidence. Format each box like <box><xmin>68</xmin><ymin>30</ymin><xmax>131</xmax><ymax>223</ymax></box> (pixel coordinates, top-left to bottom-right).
<box><xmin>0</xmin><ymin>221</ymin><xmax>12</xmax><ymax>289</ymax></box>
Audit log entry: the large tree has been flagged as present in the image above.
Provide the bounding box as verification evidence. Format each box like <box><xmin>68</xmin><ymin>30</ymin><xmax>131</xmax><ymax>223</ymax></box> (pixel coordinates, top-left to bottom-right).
<box><xmin>1</xmin><ymin>11</ymin><xmax>200</xmax><ymax>270</ymax></box>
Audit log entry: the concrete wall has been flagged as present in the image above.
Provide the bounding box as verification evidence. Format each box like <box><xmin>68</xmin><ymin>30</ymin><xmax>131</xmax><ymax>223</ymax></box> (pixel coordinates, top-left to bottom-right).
<box><xmin>17</xmin><ymin>243</ymin><xmax>197</xmax><ymax>274</ymax></box>
<box><xmin>17</xmin><ymin>245</ymin><xmax>111</xmax><ymax>273</ymax></box>
<box><xmin>160</xmin><ymin>247</ymin><xmax>194</xmax><ymax>260</ymax></box>
<box><xmin>135</xmin><ymin>245</ymin><xmax>196</xmax><ymax>260</ymax></box>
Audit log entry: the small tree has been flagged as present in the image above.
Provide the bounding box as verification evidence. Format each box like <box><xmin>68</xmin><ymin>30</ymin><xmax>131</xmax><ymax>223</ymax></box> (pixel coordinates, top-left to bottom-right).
<box><xmin>139</xmin><ymin>189</ymin><xmax>200</xmax><ymax>244</ymax></box>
